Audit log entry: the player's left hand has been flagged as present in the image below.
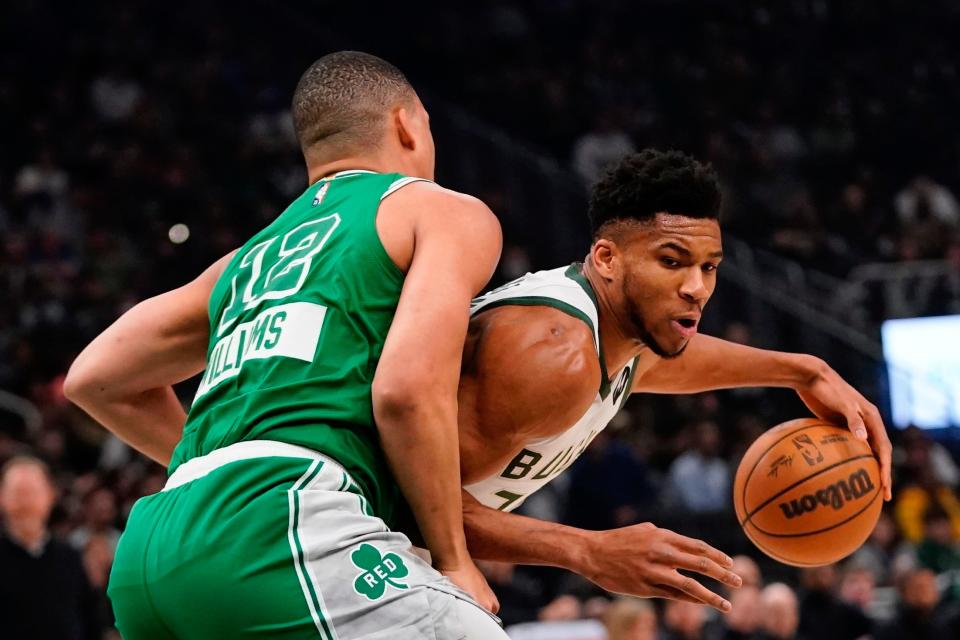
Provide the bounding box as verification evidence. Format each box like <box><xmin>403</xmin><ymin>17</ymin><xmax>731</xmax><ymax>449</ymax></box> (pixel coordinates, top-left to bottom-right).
<box><xmin>796</xmin><ymin>359</ymin><xmax>892</xmax><ymax>501</ymax></box>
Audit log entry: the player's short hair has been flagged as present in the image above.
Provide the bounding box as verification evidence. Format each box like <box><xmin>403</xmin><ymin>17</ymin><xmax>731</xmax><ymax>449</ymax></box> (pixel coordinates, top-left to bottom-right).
<box><xmin>292</xmin><ymin>51</ymin><xmax>416</xmax><ymax>160</ymax></box>
<box><xmin>588</xmin><ymin>149</ymin><xmax>722</xmax><ymax>239</ymax></box>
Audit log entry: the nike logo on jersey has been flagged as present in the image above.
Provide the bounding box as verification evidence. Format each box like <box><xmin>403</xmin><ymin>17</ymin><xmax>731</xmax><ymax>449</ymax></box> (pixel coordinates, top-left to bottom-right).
<box><xmin>612</xmin><ymin>365</ymin><xmax>632</xmax><ymax>405</ymax></box>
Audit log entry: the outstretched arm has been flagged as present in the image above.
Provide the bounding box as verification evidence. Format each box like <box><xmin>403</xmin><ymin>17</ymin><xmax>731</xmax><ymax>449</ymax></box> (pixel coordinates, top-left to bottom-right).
<box><xmin>632</xmin><ymin>334</ymin><xmax>892</xmax><ymax>500</ymax></box>
<box><xmin>63</xmin><ymin>253</ymin><xmax>234</xmax><ymax>465</ymax></box>
<box><xmin>462</xmin><ymin>490</ymin><xmax>741</xmax><ymax>612</ymax></box>
<box><xmin>631</xmin><ymin>334</ymin><xmax>822</xmax><ymax>394</ymax></box>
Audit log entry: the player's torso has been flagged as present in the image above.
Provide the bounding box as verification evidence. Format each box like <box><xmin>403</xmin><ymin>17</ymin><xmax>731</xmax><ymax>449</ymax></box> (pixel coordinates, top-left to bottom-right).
<box><xmin>462</xmin><ymin>265</ymin><xmax>638</xmax><ymax>512</ymax></box>
<box><xmin>170</xmin><ymin>170</ymin><xmax>424</xmax><ymax>520</ymax></box>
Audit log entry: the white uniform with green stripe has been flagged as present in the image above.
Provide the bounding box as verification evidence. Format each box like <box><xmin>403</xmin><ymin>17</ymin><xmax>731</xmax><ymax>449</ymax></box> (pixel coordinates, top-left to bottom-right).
<box><xmin>464</xmin><ymin>264</ymin><xmax>639</xmax><ymax>512</ymax></box>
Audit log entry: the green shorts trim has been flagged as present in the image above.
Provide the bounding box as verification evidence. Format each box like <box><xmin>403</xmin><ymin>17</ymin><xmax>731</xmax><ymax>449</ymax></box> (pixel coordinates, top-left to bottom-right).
<box><xmin>288</xmin><ymin>459</ymin><xmax>337</xmax><ymax>640</ymax></box>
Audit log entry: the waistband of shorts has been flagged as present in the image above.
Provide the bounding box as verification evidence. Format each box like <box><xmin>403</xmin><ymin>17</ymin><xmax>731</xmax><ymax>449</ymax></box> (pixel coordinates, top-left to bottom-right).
<box><xmin>164</xmin><ymin>440</ymin><xmax>345</xmax><ymax>491</ymax></box>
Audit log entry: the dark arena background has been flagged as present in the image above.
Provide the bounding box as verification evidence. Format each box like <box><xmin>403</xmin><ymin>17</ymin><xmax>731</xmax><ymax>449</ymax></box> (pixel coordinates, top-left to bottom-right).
<box><xmin>3</xmin><ymin>1</ymin><xmax>960</xmax><ymax>638</ymax></box>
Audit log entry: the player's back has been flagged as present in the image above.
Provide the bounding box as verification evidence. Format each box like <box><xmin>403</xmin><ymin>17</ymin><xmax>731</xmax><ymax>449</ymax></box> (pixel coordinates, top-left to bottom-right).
<box><xmin>170</xmin><ymin>169</ymin><xmax>423</xmax><ymax>524</ymax></box>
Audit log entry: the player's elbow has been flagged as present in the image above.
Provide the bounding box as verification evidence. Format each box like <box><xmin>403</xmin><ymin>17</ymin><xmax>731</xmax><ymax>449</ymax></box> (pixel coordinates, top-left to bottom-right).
<box><xmin>62</xmin><ymin>366</ymin><xmax>93</xmax><ymax>405</ymax></box>
<box><xmin>62</xmin><ymin>358</ymin><xmax>105</xmax><ymax>407</ymax></box>
<box><xmin>371</xmin><ymin>372</ymin><xmax>442</xmax><ymax>427</ymax></box>
<box><xmin>371</xmin><ymin>379</ymin><xmax>418</xmax><ymax>420</ymax></box>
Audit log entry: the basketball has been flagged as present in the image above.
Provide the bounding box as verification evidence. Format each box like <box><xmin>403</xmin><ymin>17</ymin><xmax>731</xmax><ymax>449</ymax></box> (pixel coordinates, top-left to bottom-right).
<box><xmin>733</xmin><ymin>418</ymin><xmax>883</xmax><ymax>567</ymax></box>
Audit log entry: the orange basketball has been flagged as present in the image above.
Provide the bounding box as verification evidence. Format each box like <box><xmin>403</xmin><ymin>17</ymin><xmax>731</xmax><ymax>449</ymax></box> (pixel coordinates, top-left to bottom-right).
<box><xmin>733</xmin><ymin>418</ymin><xmax>882</xmax><ymax>567</ymax></box>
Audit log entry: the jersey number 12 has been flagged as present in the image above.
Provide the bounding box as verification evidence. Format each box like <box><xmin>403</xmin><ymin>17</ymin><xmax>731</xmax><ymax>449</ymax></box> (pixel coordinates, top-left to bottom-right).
<box><xmin>217</xmin><ymin>214</ymin><xmax>340</xmax><ymax>336</ymax></box>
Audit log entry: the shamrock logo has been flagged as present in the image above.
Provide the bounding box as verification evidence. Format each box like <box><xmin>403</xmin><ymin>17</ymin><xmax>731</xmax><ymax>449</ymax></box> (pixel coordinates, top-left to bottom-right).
<box><xmin>351</xmin><ymin>543</ymin><xmax>410</xmax><ymax>600</ymax></box>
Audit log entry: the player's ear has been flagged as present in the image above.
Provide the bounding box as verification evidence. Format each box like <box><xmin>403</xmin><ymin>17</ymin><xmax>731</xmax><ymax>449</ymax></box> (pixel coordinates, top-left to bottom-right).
<box><xmin>590</xmin><ymin>238</ymin><xmax>620</xmax><ymax>282</ymax></box>
<box><xmin>394</xmin><ymin>105</ymin><xmax>417</xmax><ymax>151</ymax></box>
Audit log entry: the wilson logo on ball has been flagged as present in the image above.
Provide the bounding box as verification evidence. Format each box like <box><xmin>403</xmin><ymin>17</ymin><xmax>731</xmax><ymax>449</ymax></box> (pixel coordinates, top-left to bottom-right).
<box><xmin>777</xmin><ymin>468</ymin><xmax>875</xmax><ymax>519</ymax></box>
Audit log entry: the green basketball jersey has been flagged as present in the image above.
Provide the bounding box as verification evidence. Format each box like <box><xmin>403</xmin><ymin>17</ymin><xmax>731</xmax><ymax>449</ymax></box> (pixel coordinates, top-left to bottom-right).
<box><xmin>169</xmin><ymin>170</ymin><xmax>424</xmax><ymax>526</ymax></box>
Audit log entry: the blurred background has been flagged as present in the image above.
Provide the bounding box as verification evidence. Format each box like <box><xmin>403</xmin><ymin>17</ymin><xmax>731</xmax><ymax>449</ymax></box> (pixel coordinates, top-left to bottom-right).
<box><xmin>2</xmin><ymin>1</ymin><xmax>960</xmax><ymax>638</ymax></box>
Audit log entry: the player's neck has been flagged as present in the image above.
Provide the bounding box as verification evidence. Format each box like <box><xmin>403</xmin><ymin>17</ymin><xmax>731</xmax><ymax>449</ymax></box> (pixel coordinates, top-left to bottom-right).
<box><xmin>306</xmin><ymin>158</ymin><xmax>385</xmax><ymax>184</ymax></box>
<box><xmin>582</xmin><ymin>261</ymin><xmax>648</xmax><ymax>373</ymax></box>
<box><xmin>305</xmin><ymin>150</ymin><xmax>426</xmax><ymax>185</ymax></box>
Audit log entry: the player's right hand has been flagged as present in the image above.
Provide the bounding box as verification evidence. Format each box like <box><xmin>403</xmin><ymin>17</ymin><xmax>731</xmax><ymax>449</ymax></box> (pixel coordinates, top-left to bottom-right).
<box><xmin>440</xmin><ymin>561</ymin><xmax>500</xmax><ymax>614</ymax></box>
<box><xmin>581</xmin><ymin>522</ymin><xmax>742</xmax><ymax>612</ymax></box>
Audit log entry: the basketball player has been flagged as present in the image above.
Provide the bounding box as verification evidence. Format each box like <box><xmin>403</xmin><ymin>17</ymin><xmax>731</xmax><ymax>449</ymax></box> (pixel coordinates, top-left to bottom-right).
<box><xmin>455</xmin><ymin>150</ymin><xmax>893</xmax><ymax>613</ymax></box>
<box><xmin>65</xmin><ymin>52</ymin><xmax>509</xmax><ymax>639</ymax></box>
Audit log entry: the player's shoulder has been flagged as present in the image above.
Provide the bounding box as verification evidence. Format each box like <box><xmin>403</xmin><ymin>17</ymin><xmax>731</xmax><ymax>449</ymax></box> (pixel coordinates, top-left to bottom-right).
<box><xmin>381</xmin><ymin>180</ymin><xmax>497</xmax><ymax>226</ymax></box>
<box><xmin>376</xmin><ymin>180</ymin><xmax>500</xmax><ymax>275</ymax></box>
<box><xmin>475</xmin><ymin>305</ymin><xmax>598</xmax><ymax>382</ymax></box>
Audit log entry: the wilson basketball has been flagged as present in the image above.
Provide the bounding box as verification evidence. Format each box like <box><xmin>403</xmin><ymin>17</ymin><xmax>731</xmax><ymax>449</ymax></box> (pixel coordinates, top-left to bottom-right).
<box><xmin>733</xmin><ymin>418</ymin><xmax>882</xmax><ymax>566</ymax></box>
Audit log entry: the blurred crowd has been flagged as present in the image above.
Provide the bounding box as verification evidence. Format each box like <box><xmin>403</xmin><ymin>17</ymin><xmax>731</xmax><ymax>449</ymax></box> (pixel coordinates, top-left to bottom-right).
<box><xmin>502</xmin><ymin>562</ymin><xmax>960</xmax><ymax>640</ymax></box>
<box><xmin>367</xmin><ymin>0</ymin><xmax>960</xmax><ymax>275</ymax></box>
<box><xmin>3</xmin><ymin>1</ymin><xmax>960</xmax><ymax>638</ymax></box>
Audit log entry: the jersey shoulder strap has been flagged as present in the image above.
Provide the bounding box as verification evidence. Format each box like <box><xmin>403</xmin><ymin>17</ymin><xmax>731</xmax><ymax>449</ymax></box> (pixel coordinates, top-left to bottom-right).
<box><xmin>470</xmin><ymin>263</ymin><xmax>600</xmax><ymax>354</ymax></box>
<box><xmin>380</xmin><ymin>175</ymin><xmax>433</xmax><ymax>200</ymax></box>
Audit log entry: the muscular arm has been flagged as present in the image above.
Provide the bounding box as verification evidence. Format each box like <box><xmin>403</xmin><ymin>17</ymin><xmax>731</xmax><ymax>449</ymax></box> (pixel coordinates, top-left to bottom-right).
<box><xmin>463</xmin><ymin>489</ymin><xmax>589</xmax><ymax>567</ymax></box>
<box><xmin>372</xmin><ymin>185</ymin><xmax>502</xmax><ymax>576</ymax></box>
<box><xmin>631</xmin><ymin>334</ymin><xmax>820</xmax><ymax>394</ymax></box>
<box><xmin>63</xmin><ymin>253</ymin><xmax>234</xmax><ymax>465</ymax></box>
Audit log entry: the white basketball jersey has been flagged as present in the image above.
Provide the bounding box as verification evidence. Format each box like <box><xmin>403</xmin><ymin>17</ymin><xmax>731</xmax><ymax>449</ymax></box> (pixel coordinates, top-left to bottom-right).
<box><xmin>463</xmin><ymin>264</ymin><xmax>638</xmax><ymax>512</ymax></box>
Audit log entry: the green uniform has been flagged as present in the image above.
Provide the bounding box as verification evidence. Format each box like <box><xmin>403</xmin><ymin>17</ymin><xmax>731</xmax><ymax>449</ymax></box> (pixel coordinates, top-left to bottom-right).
<box><xmin>108</xmin><ymin>171</ymin><xmax>505</xmax><ymax>639</ymax></box>
<box><xmin>172</xmin><ymin>169</ymin><xmax>414</xmax><ymax>527</ymax></box>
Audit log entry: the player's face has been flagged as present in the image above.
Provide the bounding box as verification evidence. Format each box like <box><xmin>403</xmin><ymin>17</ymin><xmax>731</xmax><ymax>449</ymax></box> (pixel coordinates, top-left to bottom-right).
<box><xmin>618</xmin><ymin>214</ymin><xmax>722</xmax><ymax>358</ymax></box>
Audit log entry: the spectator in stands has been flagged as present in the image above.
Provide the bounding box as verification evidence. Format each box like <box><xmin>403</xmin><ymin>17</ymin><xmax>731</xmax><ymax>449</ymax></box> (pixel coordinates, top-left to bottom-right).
<box><xmin>666</xmin><ymin>421</ymin><xmax>730</xmax><ymax>515</ymax></box>
<box><xmin>83</xmin><ymin>532</ymin><xmax>117</xmax><ymax>632</ymax></box>
<box><xmin>875</xmin><ymin>568</ymin><xmax>960</xmax><ymax>640</ymax></box>
<box><xmin>894</xmin><ymin>463</ymin><xmax>960</xmax><ymax>544</ymax></box>
<box><xmin>476</xmin><ymin>560</ymin><xmax>544</xmax><ymax>627</ymax></box>
<box><xmin>563</xmin><ymin>431</ymin><xmax>655</xmax><ymax>531</ymax></box>
<box><xmin>68</xmin><ymin>485</ymin><xmax>121</xmax><ymax>554</ymax></box>
<box><xmin>571</xmin><ymin>110</ymin><xmax>635</xmax><ymax>186</ymax></box>
<box><xmin>837</xmin><ymin>564</ymin><xmax>875</xmax><ymax>616</ymax></box>
<box><xmin>13</xmin><ymin>148</ymin><xmax>70</xmax><ymax>209</ymax></box>
<box><xmin>894</xmin><ymin>176</ymin><xmax>960</xmax><ymax>259</ymax></box>
<box><xmin>603</xmin><ymin>598</ymin><xmax>657</xmax><ymax>640</ymax></box>
<box><xmin>730</xmin><ymin>555</ymin><xmax>762</xmax><ymax>590</ymax></box>
<box><xmin>82</xmin><ymin>532</ymin><xmax>114</xmax><ymax>592</ymax></box>
<box><xmin>897</xmin><ymin>426</ymin><xmax>960</xmax><ymax>488</ymax></box>
<box><xmin>901</xmin><ymin>427</ymin><xmax>950</xmax><ymax>479</ymax></box>
<box><xmin>661</xmin><ymin>600</ymin><xmax>713</xmax><ymax>640</ymax></box>
<box><xmin>756</xmin><ymin>583</ymin><xmax>803</xmax><ymax>640</ymax></box>
<box><xmin>88</xmin><ymin>63</ymin><xmax>143</xmax><ymax>122</ymax></box>
<box><xmin>915</xmin><ymin>505</ymin><xmax>960</xmax><ymax>574</ymax></box>
<box><xmin>768</xmin><ymin>188</ymin><xmax>829</xmax><ymax>264</ymax></box>
<box><xmin>895</xmin><ymin>176</ymin><xmax>960</xmax><ymax>228</ymax></box>
<box><xmin>539</xmin><ymin>594</ymin><xmax>583</xmax><ymax>622</ymax></box>
<box><xmin>797</xmin><ymin>565</ymin><xmax>871</xmax><ymax>640</ymax></box>
<box><xmin>0</xmin><ymin>456</ymin><xmax>104</xmax><ymax>639</ymax></box>
<box><xmin>720</xmin><ymin>586</ymin><xmax>762</xmax><ymax>640</ymax></box>
<box><xmin>823</xmin><ymin>182</ymin><xmax>890</xmax><ymax>265</ymax></box>
<box><xmin>849</xmin><ymin>509</ymin><xmax>915</xmax><ymax>586</ymax></box>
